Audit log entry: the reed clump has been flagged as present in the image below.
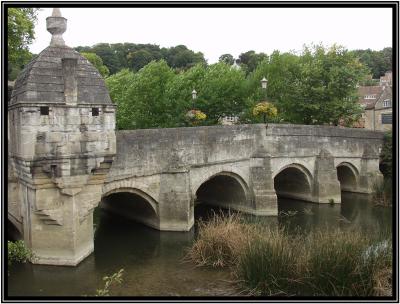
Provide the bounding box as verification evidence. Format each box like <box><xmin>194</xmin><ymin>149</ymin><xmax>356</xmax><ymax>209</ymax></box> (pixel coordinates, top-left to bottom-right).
<box><xmin>186</xmin><ymin>212</ymin><xmax>252</xmax><ymax>267</ymax></box>
<box><xmin>373</xmin><ymin>179</ymin><xmax>392</xmax><ymax>207</ymax></box>
<box><xmin>187</xmin><ymin>213</ymin><xmax>392</xmax><ymax>296</ymax></box>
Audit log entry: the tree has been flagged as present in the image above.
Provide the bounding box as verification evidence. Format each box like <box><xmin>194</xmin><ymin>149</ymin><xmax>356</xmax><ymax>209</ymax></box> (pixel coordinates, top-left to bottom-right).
<box><xmin>105</xmin><ymin>69</ymin><xmax>136</xmax><ymax>129</ymax></box>
<box><xmin>165</xmin><ymin>63</ymin><xmax>207</xmax><ymax>126</ymax></box>
<box><xmin>81</xmin><ymin>52</ymin><xmax>110</xmax><ymax>77</ymax></box>
<box><xmin>127</xmin><ymin>49</ymin><xmax>155</xmax><ymax>71</ymax></box>
<box><xmin>162</xmin><ymin>45</ymin><xmax>206</xmax><ymax>70</ymax></box>
<box><xmin>106</xmin><ymin>61</ymin><xmax>179</xmax><ymax>129</ymax></box>
<box><xmin>194</xmin><ymin>62</ymin><xmax>250</xmax><ymax>124</ymax></box>
<box><xmin>350</xmin><ymin>48</ymin><xmax>392</xmax><ymax>78</ymax></box>
<box><xmin>219</xmin><ymin>54</ymin><xmax>235</xmax><ymax>65</ymax></box>
<box><xmin>237</xmin><ymin>50</ymin><xmax>268</xmax><ymax>74</ymax></box>
<box><xmin>277</xmin><ymin>45</ymin><xmax>366</xmax><ymax>125</ymax></box>
<box><xmin>7</xmin><ymin>8</ymin><xmax>39</xmax><ymax>79</ymax></box>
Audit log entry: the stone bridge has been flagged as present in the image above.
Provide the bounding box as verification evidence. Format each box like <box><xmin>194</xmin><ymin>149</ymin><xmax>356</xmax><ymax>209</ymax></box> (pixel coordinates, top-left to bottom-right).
<box><xmin>101</xmin><ymin>124</ymin><xmax>383</xmax><ymax>231</ymax></box>
<box><xmin>7</xmin><ymin>8</ymin><xmax>384</xmax><ymax>266</ymax></box>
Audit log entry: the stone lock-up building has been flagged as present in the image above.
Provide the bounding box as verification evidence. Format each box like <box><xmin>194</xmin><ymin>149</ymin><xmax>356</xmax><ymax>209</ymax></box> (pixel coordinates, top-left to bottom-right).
<box><xmin>8</xmin><ymin>9</ymin><xmax>385</xmax><ymax>266</ymax></box>
<box><xmin>8</xmin><ymin>9</ymin><xmax>116</xmax><ymax>265</ymax></box>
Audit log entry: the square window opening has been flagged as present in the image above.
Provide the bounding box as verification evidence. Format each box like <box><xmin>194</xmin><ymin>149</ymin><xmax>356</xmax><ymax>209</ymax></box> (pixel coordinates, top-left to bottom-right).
<box><xmin>92</xmin><ymin>108</ymin><xmax>99</xmax><ymax>116</ymax></box>
<box><xmin>40</xmin><ymin>106</ymin><xmax>49</xmax><ymax>115</ymax></box>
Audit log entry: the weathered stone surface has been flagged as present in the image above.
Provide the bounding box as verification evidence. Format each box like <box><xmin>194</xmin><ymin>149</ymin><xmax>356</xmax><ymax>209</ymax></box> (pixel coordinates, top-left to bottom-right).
<box><xmin>10</xmin><ymin>46</ymin><xmax>111</xmax><ymax>106</ymax></box>
<box><xmin>8</xmin><ymin>8</ymin><xmax>116</xmax><ymax>267</ymax></box>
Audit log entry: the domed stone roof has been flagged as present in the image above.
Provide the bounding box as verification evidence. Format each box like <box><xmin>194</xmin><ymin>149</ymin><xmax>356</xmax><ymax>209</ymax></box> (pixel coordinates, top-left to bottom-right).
<box><xmin>9</xmin><ymin>9</ymin><xmax>112</xmax><ymax>106</ymax></box>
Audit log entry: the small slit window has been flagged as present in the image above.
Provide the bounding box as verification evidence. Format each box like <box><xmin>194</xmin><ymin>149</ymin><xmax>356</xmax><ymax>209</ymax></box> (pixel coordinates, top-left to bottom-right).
<box><xmin>92</xmin><ymin>108</ymin><xmax>99</xmax><ymax>116</ymax></box>
<box><xmin>40</xmin><ymin>106</ymin><xmax>49</xmax><ymax>115</ymax></box>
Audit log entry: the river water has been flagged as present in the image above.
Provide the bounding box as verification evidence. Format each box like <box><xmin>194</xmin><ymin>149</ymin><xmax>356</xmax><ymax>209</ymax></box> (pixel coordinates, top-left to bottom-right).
<box><xmin>7</xmin><ymin>192</ymin><xmax>392</xmax><ymax>297</ymax></box>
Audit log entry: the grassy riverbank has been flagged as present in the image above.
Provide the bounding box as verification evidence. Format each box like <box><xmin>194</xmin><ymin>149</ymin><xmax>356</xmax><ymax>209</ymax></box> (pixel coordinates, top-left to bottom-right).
<box><xmin>187</xmin><ymin>213</ymin><xmax>392</xmax><ymax>296</ymax></box>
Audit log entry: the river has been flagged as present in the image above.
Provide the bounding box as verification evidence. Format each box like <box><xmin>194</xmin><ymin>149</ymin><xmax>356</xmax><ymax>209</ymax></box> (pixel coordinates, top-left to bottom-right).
<box><xmin>7</xmin><ymin>192</ymin><xmax>392</xmax><ymax>297</ymax></box>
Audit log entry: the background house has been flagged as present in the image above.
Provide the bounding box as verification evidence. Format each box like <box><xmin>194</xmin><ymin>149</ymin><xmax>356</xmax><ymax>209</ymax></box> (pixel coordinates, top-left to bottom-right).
<box><xmin>357</xmin><ymin>71</ymin><xmax>392</xmax><ymax>131</ymax></box>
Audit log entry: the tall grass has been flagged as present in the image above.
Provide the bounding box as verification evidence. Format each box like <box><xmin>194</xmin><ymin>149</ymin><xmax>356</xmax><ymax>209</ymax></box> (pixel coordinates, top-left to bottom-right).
<box><xmin>186</xmin><ymin>212</ymin><xmax>251</xmax><ymax>267</ymax></box>
<box><xmin>373</xmin><ymin>179</ymin><xmax>392</xmax><ymax>207</ymax></box>
<box><xmin>187</xmin><ymin>213</ymin><xmax>392</xmax><ymax>296</ymax></box>
<box><xmin>236</xmin><ymin>228</ymin><xmax>306</xmax><ymax>296</ymax></box>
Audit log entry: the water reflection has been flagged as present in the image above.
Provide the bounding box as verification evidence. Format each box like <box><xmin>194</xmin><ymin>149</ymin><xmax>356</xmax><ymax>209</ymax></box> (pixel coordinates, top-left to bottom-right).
<box><xmin>7</xmin><ymin>192</ymin><xmax>392</xmax><ymax>297</ymax></box>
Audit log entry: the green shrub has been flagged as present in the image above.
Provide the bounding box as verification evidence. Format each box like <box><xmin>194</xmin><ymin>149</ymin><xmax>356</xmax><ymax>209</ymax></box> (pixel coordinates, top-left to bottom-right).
<box><xmin>7</xmin><ymin>240</ymin><xmax>34</xmax><ymax>267</ymax></box>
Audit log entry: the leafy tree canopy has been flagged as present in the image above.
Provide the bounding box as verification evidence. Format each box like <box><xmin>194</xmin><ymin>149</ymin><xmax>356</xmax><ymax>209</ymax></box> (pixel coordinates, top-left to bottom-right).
<box><xmin>7</xmin><ymin>8</ymin><xmax>39</xmax><ymax>79</ymax></box>
<box><xmin>107</xmin><ymin>44</ymin><xmax>369</xmax><ymax>129</ymax></box>
<box><xmin>219</xmin><ymin>54</ymin><xmax>235</xmax><ymax>65</ymax></box>
<box><xmin>76</xmin><ymin>43</ymin><xmax>206</xmax><ymax>75</ymax></box>
<box><xmin>81</xmin><ymin>52</ymin><xmax>110</xmax><ymax>77</ymax></box>
<box><xmin>350</xmin><ymin>47</ymin><xmax>392</xmax><ymax>79</ymax></box>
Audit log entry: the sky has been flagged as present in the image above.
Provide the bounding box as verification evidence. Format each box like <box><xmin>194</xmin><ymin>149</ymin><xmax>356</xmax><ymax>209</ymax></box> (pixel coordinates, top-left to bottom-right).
<box><xmin>30</xmin><ymin>7</ymin><xmax>393</xmax><ymax>63</ymax></box>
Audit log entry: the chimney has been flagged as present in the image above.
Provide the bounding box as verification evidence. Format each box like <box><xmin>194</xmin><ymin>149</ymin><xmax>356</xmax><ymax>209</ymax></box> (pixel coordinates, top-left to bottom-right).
<box><xmin>62</xmin><ymin>57</ymin><xmax>78</xmax><ymax>104</ymax></box>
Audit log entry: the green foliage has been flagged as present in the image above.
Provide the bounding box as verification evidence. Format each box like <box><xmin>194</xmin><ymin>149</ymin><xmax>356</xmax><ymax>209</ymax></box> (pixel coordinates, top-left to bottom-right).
<box><xmin>81</xmin><ymin>52</ymin><xmax>110</xmax><ymax>77</ymax></box>
<box><xmin>106</xmin><ymin>69</ymin><xmax>136</xmax><ymax>129</ymax></box>
<box><xmin>219</xmin><ymin>54</ymin><xmax>235</xmax><ymax>65</ymax></box>
<box><xmin>75</xmin><ymin>43</ymin><xmax>206</xmax><ymax>75</ymax></box>
<box><xmin>107</xmin><ymin>61</ymin><xmax>250</xmax><ymax>129</ymax></box>
<box><xmin>380</xmin><ymin>131</ymin><xmax>392</xmax><ymax>178</ymax></box>
<box><xmin>127</xmin><ymin>49</ymin><xmax>156</xmax><ymax>72</ymax></box>
<box><xmin>238</xmin><ymin>50</ymin><xmax>268</xmax><ymax>74</ymax></box>
<box><xmin>350</xmin><ymin>48</ymin><xmax>392</xmax><ymax>79</ymax></box>
<box><xmin>7</xmin><ymin>8</ymin><xmax>38</xmax><ymax>80</ymax></box>
<box><xmin>106</xmin><ymin>61</ymin><xmax>178</xmax><ymax>129</ymax></box>
<box><xmin>194</xmin><ymin>62</ymin><xmax>250</xmax><ymax>124</ymax></box>
<box><xmin>8</xmin><ymin>240</ymin><xmax>34</xmax><ymax>267</ymax></box>
<box><xmin>106</xmin><ymin>44</ymin><xmax>369</xmax><ymax>129</ymax></box>
<box><xmin>251</xmin><ymin>45</ymin><xmax>366</xmax><ymax>125</ymax></box>
<box><xmin>95</xmin><ymin>269</ymin><xmax>124</xmax><ymax>296</ymax></box>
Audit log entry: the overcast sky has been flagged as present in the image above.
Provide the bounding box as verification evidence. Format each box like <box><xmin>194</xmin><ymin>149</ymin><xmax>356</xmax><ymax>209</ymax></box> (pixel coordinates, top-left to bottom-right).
<box><xmin>30</xmin><ymin>7</ymin><xmax>393</xmax><ymax>63</ymax></box>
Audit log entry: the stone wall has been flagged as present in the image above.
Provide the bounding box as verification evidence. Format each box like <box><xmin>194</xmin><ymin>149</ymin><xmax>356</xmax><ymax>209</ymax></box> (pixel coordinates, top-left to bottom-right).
<box><xmin>108</xmin><ymin>124</ymin><xmax>383</xmax><ymax>180</ymax></box>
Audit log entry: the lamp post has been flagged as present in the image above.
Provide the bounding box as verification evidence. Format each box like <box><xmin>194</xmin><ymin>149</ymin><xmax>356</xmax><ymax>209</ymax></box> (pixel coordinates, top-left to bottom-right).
<box><xmin>261</xmin><ymin>77</ymin><xmax>268</xmax><ymax>123</ymax></box>
<box><xmin>261</xmin><ymin>77</ymin><xmax>268</xmax><ymax>100</ymax></box>
<box><xmin>192</xmin><ymin>89</ymin><xmax>197</xmax><ymax>108</ymax></box>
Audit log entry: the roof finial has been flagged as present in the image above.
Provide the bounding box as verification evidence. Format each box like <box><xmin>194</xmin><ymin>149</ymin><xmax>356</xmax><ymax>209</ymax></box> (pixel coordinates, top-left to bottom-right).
<box><xmin>46</xmin><ymin>8</ymin><xmax>67</xmax><ymax>46</ymax></box>
<box><xmin>52</xmin><ymin>8</ymin><xmax>62</xmax><ymax>17</ymax></box>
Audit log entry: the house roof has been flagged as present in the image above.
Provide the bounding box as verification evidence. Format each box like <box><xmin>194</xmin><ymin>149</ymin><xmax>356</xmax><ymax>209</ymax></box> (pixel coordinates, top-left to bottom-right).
<box><xmin>357</xmin><ymin>85</ymin><xmax>384</xmax><ymax>107</ymax></box>
<box><xmin>9</xmin><ymin>46</ymin><xmax>112</xmax><ymax>106</ymax></box>
<box><xmin>9</xmin><ymin>8</ymin><xmax>112</xmax><ymax>107</ymax></box>
<box><xmin>364</xmin><ymin>86</ymin><xmax>392</xmax><ymax>110</ymax></box>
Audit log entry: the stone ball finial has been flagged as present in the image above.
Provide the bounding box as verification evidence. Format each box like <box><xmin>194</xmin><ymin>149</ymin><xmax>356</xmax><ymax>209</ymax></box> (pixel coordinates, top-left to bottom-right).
<box><xmin>46</xmin><ymin>8</ymin><xmax>67</xmax><ymax>46</ymax></box>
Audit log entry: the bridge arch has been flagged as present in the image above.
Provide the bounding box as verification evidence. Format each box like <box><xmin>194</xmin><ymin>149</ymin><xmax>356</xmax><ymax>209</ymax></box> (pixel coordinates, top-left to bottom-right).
<box><xmin>273</xmin><ymin>163</ymin><xmax>314</xmax><ymax>202</ymax></box>
<box><xmin>194</xmin><ymin>171</ymin><xmax>252</xmax><ymax>210</ymax></box>
<box><xmin>336</xmin><ymin>162</ymin><xmax>359</xmax><ymax>192</ymax></box>
<box><xmin>100</xmin><ymin>187</ymin><xmax>159</xmax><ymax>229</ymax></box>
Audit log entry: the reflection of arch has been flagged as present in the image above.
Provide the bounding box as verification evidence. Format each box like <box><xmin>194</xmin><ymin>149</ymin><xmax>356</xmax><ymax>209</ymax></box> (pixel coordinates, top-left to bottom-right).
<box><xmin>101</xmin><ymin>188</ymin><xmax>159</xmax><ymax>229</ymax></box>
<box><xmin>336</xmin><ymin>162</ymin><xmax>359</xmax><ymax>192</ymax></box>
<box><xmin>102</xmin><ymin>187</ymin><xmax>158</xmax><ymax>215</ymax></box>
<box><xmin>274</xmin><ymin>163</ymin><xmax>313</xmax><ymax>202</ymax></box>
<box><xmin>195</xmin><ymin>171</ymin><xmax>251</xmax><ymax>208</ymax></box>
